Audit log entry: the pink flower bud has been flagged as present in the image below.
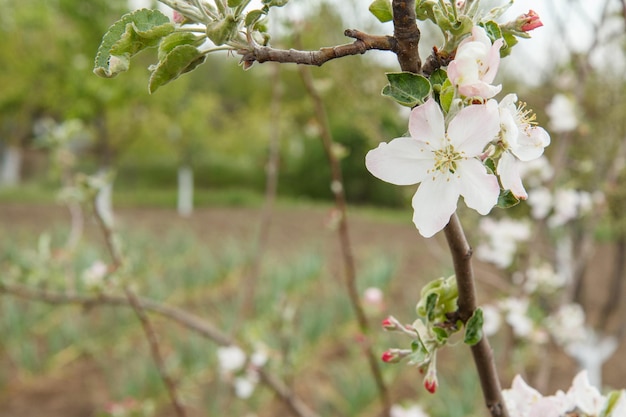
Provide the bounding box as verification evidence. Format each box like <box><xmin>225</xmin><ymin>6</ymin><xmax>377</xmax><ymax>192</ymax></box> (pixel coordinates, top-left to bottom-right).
<box><xmin>381</xmin><ymin>317</ymin><xmax>397</xmax><ymax>331</ymax></box>
<box><xmin>519</xmin><ymin>10</ymin><xmax>543</xmax><ymax>32</ymax></box>
<box><xmin>423</xmin><ymin>370</ymin><xmax>438</xmax><ymax>394</ymax></box>
<box><xmin>381</xmin><ymin>349</ymin><xmax>408</xmax><ymax>364</ymax></box>
<box><xmin>172</xmin><ymin>11</ymin><xmax>186</xmax><ymax>24</ymax></box>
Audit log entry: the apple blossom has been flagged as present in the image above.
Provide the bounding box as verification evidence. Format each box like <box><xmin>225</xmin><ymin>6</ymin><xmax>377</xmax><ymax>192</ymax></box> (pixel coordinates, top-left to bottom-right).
<box><xmin>476</xmin><ymin>217</ymin><xmax>531</xmax><ymax>269</ymax></box>
<box><xmin>217</xmin><ymin>345</ymin><xmax>246</xmax><ymax>373</ymax></box>
<box><xmin>496</xmin><ymin>94</ymin><xmax>551</xmax><ymax>199</ymax></box>
<box><xmin>366</xmin><ymin>98</ymin><xmax>500</xmax><ymax>237</ymax></box>
<box><xmin>390</xmin><ymin>404</ymin><xmax>430</xmax><ymax>417</ymax></box>
<box><xmin>447</xmin><ymin>26</ymin><xmax>504</xmax><ymax>99</ymax></box>
<box><xmin>546</xmin><ymin>93</ymin><xmax>578</xmax><ymax>133</ymax></box>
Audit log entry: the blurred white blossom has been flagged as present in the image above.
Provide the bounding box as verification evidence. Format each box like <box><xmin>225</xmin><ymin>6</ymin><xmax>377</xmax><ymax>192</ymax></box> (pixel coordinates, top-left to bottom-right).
<box><xmin>527</xmin><ymin>186</ymin><xmax>553</xmax><ymax>220</ymax></box>
<box><xmin>548</xmin><ymin>189</ymin><xmax>591</xmax><ymax>227</ymax></box>
<box><xmin>390</xmin><ymin>403</ymin><xmax>430</xmax><ymax>417</ymax></box>
<box><xmin>217</xmin><ymin>345</ymin><xmax>246</xmax><ymax>374</ymax></box>
<box><xmin>477</xmin><ymin>218</ymin><xmax>531</xmax><ymax>269</ymax></box>
<box><xmin>499</xmin><ymin>297</ymin><xmax>533</xmax><ymax>338</ymax></box>
<box><xmin>546</xmin><ymin>94</ymin><xmax>578</xmax><ymax>133</ymax></box>
<box><xmin>523</xmin><ymin>263</ymin><xmax>565</xmax><ymax>294</ymax></box>
<box><xmin>82</xmin><ymin>260</ymin><xmax>108</xmax><ymax>290</ymax></box>
<box><xmin>481</xmin><ymin>304</ymin><xmax>502</xmax><ymax>337</ymax></box>
<box><xmin>545</xmin><ymin>303</ymin><xmax>587</xmax><ymax>348</ymax></box>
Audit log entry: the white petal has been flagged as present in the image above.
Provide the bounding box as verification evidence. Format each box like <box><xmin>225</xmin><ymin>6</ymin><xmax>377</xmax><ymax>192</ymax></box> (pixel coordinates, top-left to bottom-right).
<box><xmin>497</xmin><ymin>152</ymin><xmax>528</xmax><ymax>199</ymax></box>
<box><xmin>448</xmin><ymin>100</ymin><xmax>500</xmax><ymax>156</ymax></box>
<box><xmin>411</xmin><ymin>175</ymin><xmax>459</xmax><ymax>237</ymax></box>
<box><xmin>458</xmin><ymin>159</ymin><xmax>500</xmax><ymax>213</ymax></box>
<box><xmin>366</xmin><ymin>138</ymin><xmax>432</xmax><ymax>185</ymax></box>
<box><xmin>409</xmin><ymin>98</ymin><xmax>445</xmax><ymax>146</ymax></box>
<box><xmin>512</xmin><ymin>126</ymin><xmax>550</xmax><ymax>161</ymax></box>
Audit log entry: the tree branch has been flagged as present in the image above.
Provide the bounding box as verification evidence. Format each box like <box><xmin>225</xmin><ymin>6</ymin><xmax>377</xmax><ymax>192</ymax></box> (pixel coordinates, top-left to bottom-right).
<box><xmin>444</xmin><ymin>214</ymin><xmax>509</xmax><ymax>417</ymax></box>
<box><xmin>392</xmin><ymin>0</ymin><xmax>421</xmax><ymax>72</ymax></box>
<box><xmin>239</xmin><ymin>29</ymin><xmax>394</xmax><ymax>67</ymax></box>
<box><xmin>0</xmin><ymin>281</ymin><xmax>321</xmax><ymax>417</ymax></box>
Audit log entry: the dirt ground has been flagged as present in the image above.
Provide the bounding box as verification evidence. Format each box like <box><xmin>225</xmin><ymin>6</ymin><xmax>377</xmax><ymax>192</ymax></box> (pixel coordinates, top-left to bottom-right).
<box><xmin>0</xmin><ymin>202</ymin><xmax>625</xmax><ymax>416</ymax></box>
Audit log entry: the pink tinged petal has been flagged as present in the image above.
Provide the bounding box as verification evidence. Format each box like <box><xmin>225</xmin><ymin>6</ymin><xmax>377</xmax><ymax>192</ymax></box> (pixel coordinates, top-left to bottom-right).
<box><xmin>482</xmin><ymin>38</ymin><xmax>504</xmax><ymax>84</ymax></box>
<box><xmin>512</xmin><ymin>126</ymin><xmax>551</xmax><ymax>161</ymax></box>
<box><xmin>411</xmin><ymin>175</ymin><xmax>460</xmax><ymax>238</ymax></box>
<box><xmin>448</xmin><ymin>100</ymin><xmax>500</xmax><ymax>155</ymax></box>
<box><xmin>498</xmin><ymin>152</ymin><xmax>528</xmax><ymax>199</ymax></box>
<box><xmin>365</xmin><ymin>138</ymin><xmax>432</xmax><ymax>186</ymax></box>
<box><xmin>458</xmin><ymin>82</ymin><xmax>502</xmax><ymax>100</ymax></box>
<box><xmin>409</xmin><ymin>99</ymin><xmax>445</xmax><ymax>145</ymax></box>
<box><xmin>458</xmin><ymin>159</ymin><xmax>500</xmax><ymax>213</ymax></box>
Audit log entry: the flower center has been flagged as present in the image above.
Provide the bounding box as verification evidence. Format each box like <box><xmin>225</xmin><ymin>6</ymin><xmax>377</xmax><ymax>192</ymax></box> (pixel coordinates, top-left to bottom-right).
<box><xmin>432</xmin><ymin>142</ymin><xmax>463</xmax><ymax>175</ymax></box>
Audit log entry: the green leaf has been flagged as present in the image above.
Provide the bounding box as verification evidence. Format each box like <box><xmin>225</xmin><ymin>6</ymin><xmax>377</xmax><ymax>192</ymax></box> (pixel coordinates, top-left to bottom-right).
<box><xmin>94</xmin><ymin>9</ymin><xmax>174</xmax><ymax>78</ymax></box>
<box><xmin>158</xmin><ymin>32</ymin><xmax>203</xmax><ymax>61</ymax></box>
<box><xmin>429</xmin><ymin>69</ymin><xmax>448</xmax><ymax>88</ymax></box>
<box><xmin>425</xmin><ymin>292</ymin><xmax>438</xmax><ymax>322</ymax></box>
<box><xmin>369</xmin><ymin>0</ymin><xmax>393</xmax><ymax>23</ymax></box>
<box><xmin>148</xmin><ymin>45</ymin><xmax>205</xmax><ymax>93</ymax></box>
<box><xmin>481</xmin><ymin>21</ymin><xmax>503</xmax><ymax>42</ymax></box>
<box><xmin>206</xmin><ymin>15</ymin><xmax>239</xmax><ymax>46</ymax></box>
<box><xmin>228</xmin><ymin>0</ymin><xmax>245</xmax><ymax>6</ymax></box>
<box><xmin>484</xmin><ymin>157</ymin><xmax>496</xmax><ymax>174</ymax></box>
<box><xmin>497</xmin><ymin>189</ymin><xmax>521</xmax><ymax>209</ymax></box>
<box><xmin>382</xmin><ymin>72</ymin><xmax>431</xmax><ymax>107</ymax></box>
<box><xmin>464</xmin><ymin>308</ymin><xmax>483</xmax><ymax>346</ymax></box>
<box><xmin>245</xmin><ymin>9</ymin><xmax>266</xmax><ymax>27</ymax></box>
<box><xmin>262</xmin><ymin>0</ymin><xmax>289</xmax><ymax>7</ymax></box>
<box><xmin>438</xmin><ymin>80</ymin><xmax>454</xmax><ymax>113</ymax></box>
<box><xmin>432</xmin><ymin>326</ymin><xmax>449</xmax><ymax>342</ymax></box>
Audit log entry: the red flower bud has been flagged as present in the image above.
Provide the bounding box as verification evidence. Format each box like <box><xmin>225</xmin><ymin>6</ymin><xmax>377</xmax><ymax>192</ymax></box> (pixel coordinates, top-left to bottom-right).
<box><xmin>520</xmin><ymin>10</ymin><xmax>543</xmax><ymax>32</ymax></box>
<box><xmin>424</xmin><ymin>377</ymin><xmax>437</xmax><ymax>394</ymax></box>
<box><xmin>381</xmin><ymin>350</ymin><xmax>396</xmax><ymax>363</ymax></box>
<box><xmin>381</xmin><ymin>317</ymin><xmax>397</xmax><ymax>331</ymax></box>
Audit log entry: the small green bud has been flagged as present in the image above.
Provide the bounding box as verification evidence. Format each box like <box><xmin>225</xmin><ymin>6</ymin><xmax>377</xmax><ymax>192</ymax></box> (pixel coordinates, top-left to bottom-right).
<box><xmin>206</xmin><ymin>15</ymin><xmax>239</xmax><ymax>46</ymax></box>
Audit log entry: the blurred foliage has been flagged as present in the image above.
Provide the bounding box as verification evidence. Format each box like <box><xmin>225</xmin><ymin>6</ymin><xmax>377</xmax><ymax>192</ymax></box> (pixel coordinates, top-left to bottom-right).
<box><xmin>1</xmin><ymin>0</ymin><xmax>407</xmax><ymax>206</ymax></box>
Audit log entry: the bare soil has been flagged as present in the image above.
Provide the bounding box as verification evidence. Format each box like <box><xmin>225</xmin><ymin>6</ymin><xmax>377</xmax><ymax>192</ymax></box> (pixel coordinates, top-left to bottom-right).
<box><xmin>0</xmin><ymin>202</ymin><xmax>624</xmax><ymax>416</ymax></box>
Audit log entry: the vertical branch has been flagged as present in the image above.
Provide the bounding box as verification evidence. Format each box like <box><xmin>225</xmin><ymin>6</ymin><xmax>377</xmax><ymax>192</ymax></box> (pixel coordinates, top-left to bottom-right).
<box><xmin>296</xmin><ymin>59</ymin><xmax>391</xmax><ymax>416</ymax></box>
<box><xmin>392</xmin><ymin>0</ymin><xmax>421</xmax><ymax>73</ymax></box>
<box><xmin>239</xmin><ymin>63</ymin><xmax>283</xmax><ymax>321</ymax></box>
<box><xmin>92</xmin><ymin>202</ymin><xmax>187</xmax><ymax>417</ymax></box>
<box><xmin>444</xmin><ymin>214</ymin><xmax>509</xmax><ymax>417</ymax></box>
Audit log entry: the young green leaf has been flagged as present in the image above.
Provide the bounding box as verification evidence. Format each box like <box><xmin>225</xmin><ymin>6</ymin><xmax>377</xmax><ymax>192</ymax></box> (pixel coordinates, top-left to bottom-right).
<box><xmin>425</xmin><ymin>292</ymin><xmax>438</xmax><ymax>323</ymax></box>
<box><xmin>497</xmin><ymin>189</ymin><xmax>521</xmax><ymax>209</ymax></box>
<box><xmin>245</xmin><ymin>9</ymin><xmax>266</xmax><ymax>27</ymax></box>
<box><xmin>369</xmin><ymin>0</ymin><xmax>393</xmax><ymax>23</ymax></box>
<box><xmin>158</xmin><ymin>32</ymin><xmax>203</xmax><ymax>61</ymax></box>
<box><xmin>464</xmin><ymin>308</ymin><xmax>484</xmax><ymax>346</ymax></box>
<box><xmin>381</xmin><ymin>72</ymin><xmax>431</xmax><ymax>107</ymax></box>
<box><xmin>148</xmin><ymin>45</ymin><xmax>205</xmax><ymax>93</ymax></box>
<box><xmin>94</xmin><ymin>9</ymin><xmax>174</xmax><ymax>78</ymax></box>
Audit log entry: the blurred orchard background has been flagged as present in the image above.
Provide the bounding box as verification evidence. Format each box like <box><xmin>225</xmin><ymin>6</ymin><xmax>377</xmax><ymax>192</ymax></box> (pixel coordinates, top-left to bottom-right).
<box><xmin>1</xmin><ymin>0</ymin><xmax>626</xmax><ymax>416</ymax></box>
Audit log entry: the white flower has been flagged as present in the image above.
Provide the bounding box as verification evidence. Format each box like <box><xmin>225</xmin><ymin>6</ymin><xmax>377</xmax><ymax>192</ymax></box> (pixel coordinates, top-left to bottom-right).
<box><xmin>524</xmin><ymin>263</ymin><xmax>565</xmax><ymax>294</ymax></box>
<box><xmin>496</xmin><ymin>94</ymin><xmax>551</xmax><ymax>199</ymax></box>
<box><xmin>481</xmin><ymin>304</ymin><xmax>502</xmax><ymax>337</ymax></box>
<box><xmin>527</xmin><ymin>186</ymin><xmax>553</xmax><ymax>219</ymax></box>
<box><xmin>234</xmin><ymin>371</ymin><xmax>259</xmax><ymax>399</ymax></box>
<box><xmin>566</xmin><ymin>371</ymin><xmax>606</xmax><ymax>415</ymax></box>
<box><xmin>390</xmin><ymin>403</ymin><xmax>430</xmax><ymax>417</ymax></box>
<box><xmin>546</xmin><ymin>94</ymin><xmax>578</xmax><ymax>133</ymax></box>
<box><xmin>545</xmin><ymin>303</ymin><xmax>587</xmax><ymax>347</ymax></box>
<box><xmin>548</xmin><ymin>189</ymin><xmax>590</xmax><ymax>227</ymax></box>
<box><xmin>366</xmin><ymin>98</ymin><xmax>500</xmax><ymax>237</ymax></box>
<box><xmin>363</xmin><ymin>286</ymin><xmax>384</xmax><ymax>309</ymax></box>
<box><xmin>217</xmin><ymin>345</ymin><xmax>246</xmax><ymax>374</ymax></box>
<box><xmin>476</xmin><ymin>217</ymin><xmax>531</xmax><ymax>269</ymax></box>
<box><xmin>499</xmin><ymin>297</ymin><xmax>533</xmax><ymax>337</ymax></box>
<box><xmin>447</xmin><ymin>26</ymin><xmax>504</xmax><ymax>99</ymax></box>
<box><xmin>82</xmin><ymin>260</ymin><xmax>108</xmax><ymax>289</ymax></box>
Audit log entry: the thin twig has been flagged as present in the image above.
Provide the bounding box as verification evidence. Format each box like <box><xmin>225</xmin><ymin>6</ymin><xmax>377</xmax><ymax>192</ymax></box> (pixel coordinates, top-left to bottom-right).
<box><xmin>392</xmin><ymin>0</ymin><xmax>421</xmax><ymax>72</ymax></box>
<box><xmin>295</xmin><ymin>43</ymin><xmax>391</xmax><ymax>416</ymax></box>
<box><xmin>0</xmin><ymin>282</ymin><xmax>321</xmax><ymax>417</ymax></box>
<box><xmin>444</xmin><ymin>214</ymin><xmax>509</xmax><ymax>417</ymax></box>
<box><xmin>91</xmin><ymin>202</ymin><xmax>188</xmax><ymax>417</ymax></box>
<box><xmin>239</xmin><ymin>29</ymin><xmax>394</xmax><ymax>67</ymax></box>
